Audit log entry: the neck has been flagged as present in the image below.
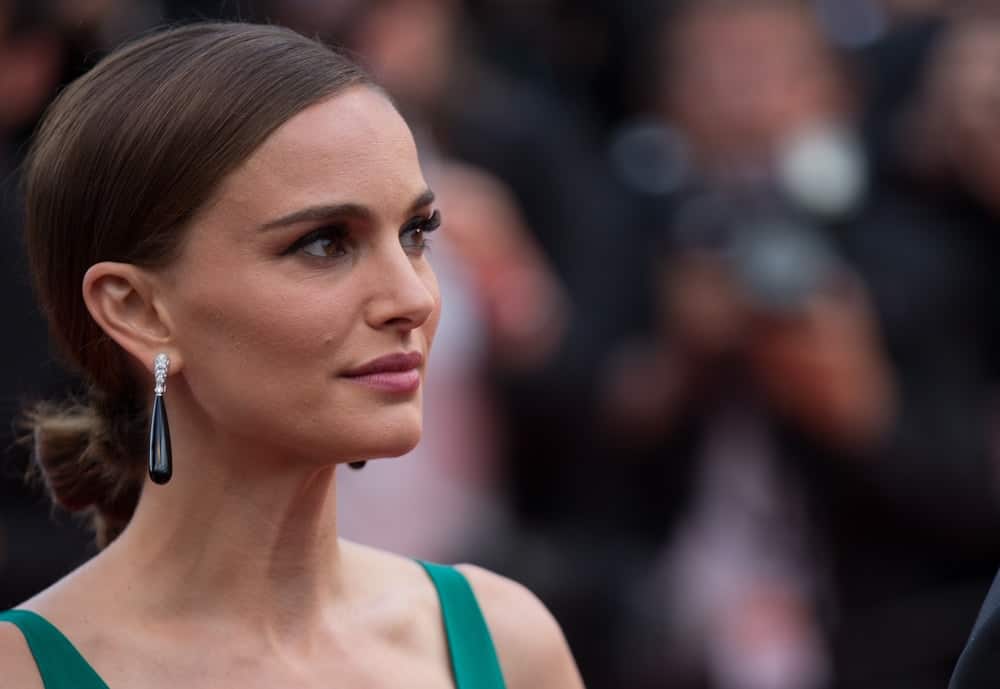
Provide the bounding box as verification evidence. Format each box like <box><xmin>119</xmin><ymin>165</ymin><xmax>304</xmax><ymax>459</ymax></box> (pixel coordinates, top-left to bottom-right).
<box><xmin>102</xmin><ymin>398</ymin><xmax>347</xmax><ymax>643</ymax></box>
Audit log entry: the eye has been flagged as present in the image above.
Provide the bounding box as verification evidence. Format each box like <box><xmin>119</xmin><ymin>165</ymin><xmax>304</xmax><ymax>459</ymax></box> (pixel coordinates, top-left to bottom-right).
<box><xmin>284</xmin><ymin>225</ymin><xmax>351</xmax><ymax>259</ymax></box>
<box><xmin>400</xmin><ymin>210</ymin><xmax>442</xmax><ymax>255</ymax></box>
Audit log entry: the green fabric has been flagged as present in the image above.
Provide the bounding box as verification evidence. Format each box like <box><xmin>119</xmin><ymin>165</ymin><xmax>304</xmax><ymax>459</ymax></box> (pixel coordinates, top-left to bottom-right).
<box><xmin>1</xmin><ymin>563</ymin><xmax>505</xmax><ymax>689</ymax></box>
<box><xmin>0</xmin><ymin>609</ymin><xmax>110</xmax><ymax>689</ymax></box>
<box><xmin>418</xmin><ymin>561</ymin><xmax>507</xmax><ymax>689</ymax></box>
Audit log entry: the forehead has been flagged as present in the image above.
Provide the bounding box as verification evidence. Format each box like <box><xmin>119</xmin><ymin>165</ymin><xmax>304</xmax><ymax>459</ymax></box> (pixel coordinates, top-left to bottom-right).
<box><xmin>676</xmin><ymin>5</ymin><xmax>819</xmax><ymax>53</ymax></box>
<box><xmin>212</xmin><ymin>86</ymin><xmax>423</xmax><ymax>219</ymax></box>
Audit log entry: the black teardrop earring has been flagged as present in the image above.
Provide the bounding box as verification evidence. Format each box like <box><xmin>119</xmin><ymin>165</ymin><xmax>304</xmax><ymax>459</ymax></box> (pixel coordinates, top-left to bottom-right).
<box><xmin>148</xmin><ymin>353</ymin><xmax>173</xmax><ymax>484</ymax></box>
<box><xmin>349</xmin><ymin>461</ymin><xmax>366</xmax><ymax>470</ymax></box>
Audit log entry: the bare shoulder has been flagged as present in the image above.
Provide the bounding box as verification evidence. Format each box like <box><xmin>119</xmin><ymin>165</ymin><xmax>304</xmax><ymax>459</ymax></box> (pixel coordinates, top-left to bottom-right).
<box><xmin>340</xmin><ymin>539</ymin><xmax>437</xmax><ymax>595</ymax></box>
<box><xmin>456</xmin><ymin>564</ymin><xmax>585</xmax><ymax>689</ymax></box>
<box><xmin>0</xmin><ymin>620</ymin><xmax>44</xmax><ymax>689</ymax></box>
<box><xmin>338</xmin><ymin>541</ymin><xmax>449</xmax><ymax>644</ymax></box>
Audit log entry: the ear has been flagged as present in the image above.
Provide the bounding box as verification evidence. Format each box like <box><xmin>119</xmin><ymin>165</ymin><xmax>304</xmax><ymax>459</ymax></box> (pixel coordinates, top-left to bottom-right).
<box><xmin>82</xmin><ymin>262</ymin><xmax>184</xmax><ymax>375</ymax></box>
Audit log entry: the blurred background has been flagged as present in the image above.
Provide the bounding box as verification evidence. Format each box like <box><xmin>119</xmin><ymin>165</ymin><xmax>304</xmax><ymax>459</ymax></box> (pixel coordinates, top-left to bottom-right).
<box><xmin>3</xmin><ymin>0</ymin><xmax>1000</xmax><ymax>687</ymax></box>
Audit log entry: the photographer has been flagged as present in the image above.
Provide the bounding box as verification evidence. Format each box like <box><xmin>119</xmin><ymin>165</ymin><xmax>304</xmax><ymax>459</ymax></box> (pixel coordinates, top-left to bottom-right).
<box><xmin>606</xmin><ymin>1</ymin><xmax>1000</xmax><ymax>687</ymax></box>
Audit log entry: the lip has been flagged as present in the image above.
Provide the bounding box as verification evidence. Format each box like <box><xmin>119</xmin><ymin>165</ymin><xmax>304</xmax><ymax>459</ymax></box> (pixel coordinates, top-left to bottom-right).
<box><xmin>341</xmin><ymin>351</ymin><xmax>424</xmax><ymax>394</ymax></box>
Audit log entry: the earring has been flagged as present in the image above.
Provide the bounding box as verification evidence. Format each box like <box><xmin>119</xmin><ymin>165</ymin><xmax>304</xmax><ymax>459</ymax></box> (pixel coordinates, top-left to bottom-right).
<box><xmin>148</xmin><ymin>353</ymin><xmax>173</xmax><ymax>484</ymax></box>
<box><xmin>349</xmin><ymin>461</ymin><xmax>367</xmax><ymax>470</ymax></box>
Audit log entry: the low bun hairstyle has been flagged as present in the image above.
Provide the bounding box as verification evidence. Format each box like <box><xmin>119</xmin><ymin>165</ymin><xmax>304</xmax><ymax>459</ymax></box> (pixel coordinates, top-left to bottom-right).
<box><xmin>21</xmin><ymin>22</ymin><xmax>371</xmax><ymax>547</ymax></box>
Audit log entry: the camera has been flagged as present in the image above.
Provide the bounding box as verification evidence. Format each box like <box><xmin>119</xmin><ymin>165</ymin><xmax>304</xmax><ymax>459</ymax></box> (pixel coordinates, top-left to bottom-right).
<box><xmin>669</xmin><ymin>190</ymin><xmax>844</xmax><ymax>314</ymax></box>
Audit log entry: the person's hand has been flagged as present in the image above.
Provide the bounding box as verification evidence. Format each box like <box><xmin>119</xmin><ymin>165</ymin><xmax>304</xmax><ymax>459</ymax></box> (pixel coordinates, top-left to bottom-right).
<box><xmin>599</xmin><ymin>339</ymin><xmax>690</xmax><ymax>445</ymax></box>
<box><xmin>660</xmin><ymin>250</ymin><xmax>748</xmax><ymax>359</ymax></box>
<box><xmin>432</xmin><ymin>162</ymin><xmax>568</xmax><ymax>369</ymax></box>
<box><xmin>598</xmin><ymin>251</ymin><xmax>744</xmax><ymax>445</ymax></box>
<box><xmin>746</xmin><ymin>278</ymin><xmax>896</xmax><ymax>451</ymax></box>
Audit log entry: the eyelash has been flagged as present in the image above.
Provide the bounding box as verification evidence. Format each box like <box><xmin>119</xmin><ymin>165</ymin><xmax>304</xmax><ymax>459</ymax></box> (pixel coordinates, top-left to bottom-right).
<box><xmin>400</xmin><ymin>210</ymin><xmax>441</xmax><ymax>254</ymax></box>
<box><xmin>284</xmin><ymin>210</ymin><xmax>442</xmax><ymax>259</ymax></box>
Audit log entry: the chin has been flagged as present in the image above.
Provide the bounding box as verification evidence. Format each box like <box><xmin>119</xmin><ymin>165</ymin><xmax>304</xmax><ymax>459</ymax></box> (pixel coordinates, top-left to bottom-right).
<box><xmin>373</xmin><ymin>427</ymin><xmax>423</xmax><ymax>459</ymax></box>
<box><xmin>351</xmin><ymin>413</ymin><xmax>423</xmax><ymax>461</ymax></box>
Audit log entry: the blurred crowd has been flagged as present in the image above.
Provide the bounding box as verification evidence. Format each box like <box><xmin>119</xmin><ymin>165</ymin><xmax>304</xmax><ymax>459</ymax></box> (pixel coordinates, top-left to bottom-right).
<box><xmin>3</xmin><ymin>1</ymin><xmax>1000</xmax><ymax>688</ymax></box>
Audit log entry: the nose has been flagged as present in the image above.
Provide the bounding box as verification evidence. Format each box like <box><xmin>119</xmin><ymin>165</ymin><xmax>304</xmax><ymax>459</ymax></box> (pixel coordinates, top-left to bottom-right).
<box><xmin>363</xmin><ymin>242</ymin><xmax>438</xmax><ymax>332</ymax></box>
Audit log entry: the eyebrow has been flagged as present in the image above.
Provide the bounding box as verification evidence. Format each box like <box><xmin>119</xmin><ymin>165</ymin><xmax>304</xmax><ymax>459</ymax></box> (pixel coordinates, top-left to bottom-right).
<box><xmin>257</xmin><ymin>189</ymin><xmax>436</xmax><ymax>231</ymax></box>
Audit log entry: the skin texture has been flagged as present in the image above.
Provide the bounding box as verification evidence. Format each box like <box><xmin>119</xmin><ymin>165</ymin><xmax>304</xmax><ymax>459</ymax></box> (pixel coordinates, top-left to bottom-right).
<box><xmin>0</xmin><ymin>87</ymin><xmax>584</xmax><ymax>689</ymax></box>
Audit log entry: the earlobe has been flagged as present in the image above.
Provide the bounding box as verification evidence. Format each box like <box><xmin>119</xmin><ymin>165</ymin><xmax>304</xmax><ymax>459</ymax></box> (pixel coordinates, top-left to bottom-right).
<box><xmin>82</xmin><ymin>261</ymin><xmax>182</xmax><ymax>372</ymax></box>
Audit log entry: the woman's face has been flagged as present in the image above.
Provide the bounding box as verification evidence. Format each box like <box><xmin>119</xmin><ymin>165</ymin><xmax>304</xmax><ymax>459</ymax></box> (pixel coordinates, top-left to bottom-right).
<box><xmin>159</xmin><ymin>86</ymin><xmax>441</xmax><ymax>465</ymax></box>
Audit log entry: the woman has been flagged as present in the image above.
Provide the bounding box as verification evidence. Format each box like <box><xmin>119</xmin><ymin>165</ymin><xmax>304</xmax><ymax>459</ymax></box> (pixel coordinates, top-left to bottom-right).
<box><xmin>0</xmin><ymin>22</ymin><xmax>584</xmax><ymax>689</ymax></box>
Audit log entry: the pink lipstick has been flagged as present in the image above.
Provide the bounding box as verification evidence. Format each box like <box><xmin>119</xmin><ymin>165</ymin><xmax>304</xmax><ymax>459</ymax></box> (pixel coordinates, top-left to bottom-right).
<box><xmin>341</xmin><ymin>351</ymin><xmax>423</xmax><ymax>394</ymax></box>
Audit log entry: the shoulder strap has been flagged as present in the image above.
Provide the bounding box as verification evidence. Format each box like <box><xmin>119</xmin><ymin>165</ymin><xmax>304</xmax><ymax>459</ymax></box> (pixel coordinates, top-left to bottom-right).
<box><xmin>0</xmin><ymin>610</ymin><xmax>111</xmax><ymax>689</ymax></box>
<box><xmin>418</xmin><ymin>561</ymin><xmax>507</xmax><ymax>689</ymax></box>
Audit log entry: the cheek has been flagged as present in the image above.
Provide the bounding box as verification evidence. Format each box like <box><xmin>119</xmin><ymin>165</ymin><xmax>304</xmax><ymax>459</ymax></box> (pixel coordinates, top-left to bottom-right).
<box><xmin>423</xmin><ymin>266</ymin><xmax>443</xmax><ymax>349</ymax></box>
<box><xmin>188</xmin><ymin>277</ymin><xmax>347</xmax><ymax>359</ymax></box>
<box><xmin>171</xmin><ymin>268</ymin><xmax>359</xmax><ymax>424</ymax></box>
<box><xmin>164</xmin><ymin>247</ymin><xmax>441</xmax><ymax>461</ymax></box>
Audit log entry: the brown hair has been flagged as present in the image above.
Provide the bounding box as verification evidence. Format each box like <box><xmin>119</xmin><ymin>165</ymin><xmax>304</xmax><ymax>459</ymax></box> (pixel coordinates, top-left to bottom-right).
<box><xmin>22</xmin><ymin>22</ymin><xmax>371</xmax><ymax>547</ymax></box>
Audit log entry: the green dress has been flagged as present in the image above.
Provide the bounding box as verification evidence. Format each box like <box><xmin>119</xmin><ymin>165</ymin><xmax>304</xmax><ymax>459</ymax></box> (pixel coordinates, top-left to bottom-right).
<box><xmin>0</xmin><ymin>561</ymin><xmax>506</xmax><ymax>689</ymax></box>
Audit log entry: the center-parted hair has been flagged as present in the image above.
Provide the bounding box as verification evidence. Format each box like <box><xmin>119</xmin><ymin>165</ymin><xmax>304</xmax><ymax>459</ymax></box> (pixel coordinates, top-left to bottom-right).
<box><xmin>22</xmin><ymin>22</ymin><xmax>372</xmax><ymax>547</ymax></box>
